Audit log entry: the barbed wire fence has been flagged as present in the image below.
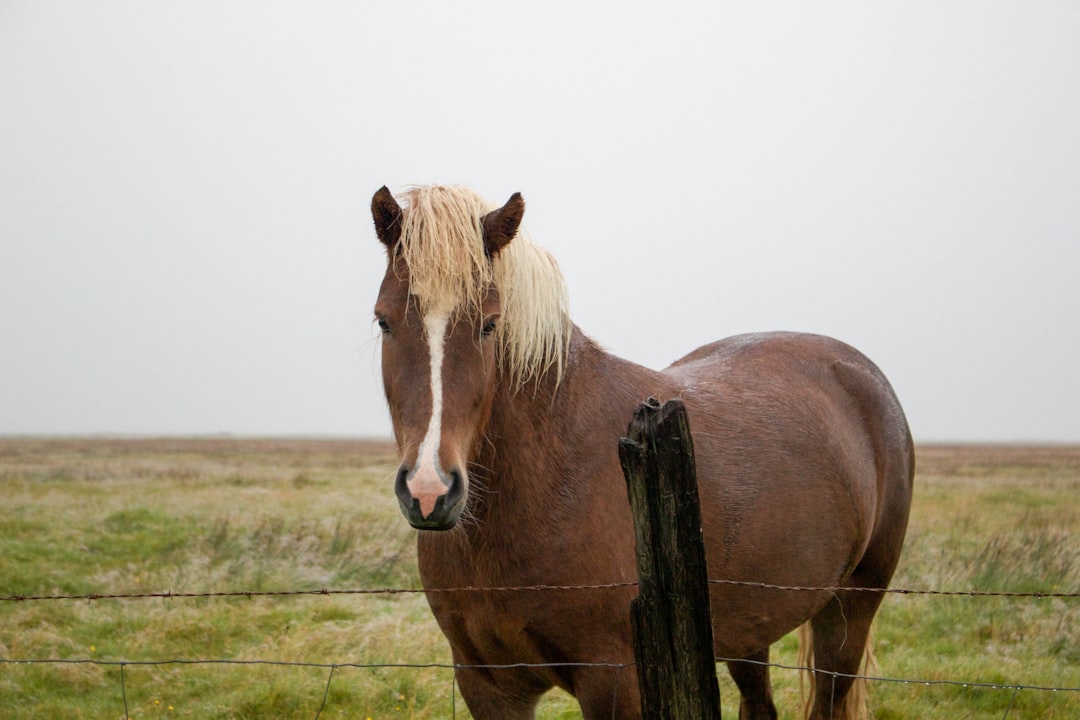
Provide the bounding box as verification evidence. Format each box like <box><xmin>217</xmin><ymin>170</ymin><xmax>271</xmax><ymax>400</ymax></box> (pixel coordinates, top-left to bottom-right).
<box><xmin>3</xmin><ymin>580</ymin><xmax>1078</xmax><ymax>719</ymax></box>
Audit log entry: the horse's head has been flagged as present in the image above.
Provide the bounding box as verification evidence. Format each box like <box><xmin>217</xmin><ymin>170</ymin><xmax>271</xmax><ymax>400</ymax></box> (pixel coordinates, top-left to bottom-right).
<box><xmin>371</xmin><ymin>185</ymin><xmax>531</xmax><ymax>530</ymax></box>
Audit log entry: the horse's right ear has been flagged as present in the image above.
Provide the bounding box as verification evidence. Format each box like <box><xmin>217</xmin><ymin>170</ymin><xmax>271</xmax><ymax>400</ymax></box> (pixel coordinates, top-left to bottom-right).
<box><xmin>371</xmin><ymin>186</ymin><xmax>403</xmax><ymax>250</ymax></box>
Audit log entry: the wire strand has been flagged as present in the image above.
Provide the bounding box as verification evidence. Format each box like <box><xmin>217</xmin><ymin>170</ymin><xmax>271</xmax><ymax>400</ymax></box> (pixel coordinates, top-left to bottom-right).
<box><xmin>2</xmin><ymin>580</ymin><xmax>1077</xmax><ymax>604</ymax></box>
<box><xmin>3</xmin><ymin>656</ymin><xmax>1077</xmax><ymax>695</ymax></box>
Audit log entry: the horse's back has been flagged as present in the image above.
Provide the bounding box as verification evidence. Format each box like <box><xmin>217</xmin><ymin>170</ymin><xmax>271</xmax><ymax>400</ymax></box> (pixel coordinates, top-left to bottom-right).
<box><xmin>662</xmin><ymin>332</ymin><xmax>914</xmax><ymax>654</ymax></box>
<box><xmin>666</xmin><ymin>331</ymin><xmax>911</xmax><ymax>469</ymax></box>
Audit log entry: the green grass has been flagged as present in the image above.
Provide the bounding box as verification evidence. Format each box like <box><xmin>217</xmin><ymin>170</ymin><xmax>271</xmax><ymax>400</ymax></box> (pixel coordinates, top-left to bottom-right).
<box><xmin>862</xmin><ymin>446</ymin><xmax>1080</xmax><ymax>720</ymax></box>
<box><xmin>1</xmin><ymin>440</ymin><xmax>1078</xmax><ymax>718</ymax></box>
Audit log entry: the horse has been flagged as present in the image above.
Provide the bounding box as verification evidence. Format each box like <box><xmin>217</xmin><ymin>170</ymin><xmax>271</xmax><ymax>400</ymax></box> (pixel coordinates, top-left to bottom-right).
<box><xmin>370</xmin><ymin>184</ymin><xmax>914</xmax><ymax>720</ymax></box>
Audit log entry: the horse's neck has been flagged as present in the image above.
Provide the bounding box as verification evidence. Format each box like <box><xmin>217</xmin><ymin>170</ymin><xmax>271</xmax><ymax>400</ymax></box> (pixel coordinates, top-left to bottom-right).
<box><xmin>420</xmin><ymin>326</ymin><xmax>669</xmax><ymax>585</ymax></box>
<box><xmin>474</xmin><ymin>326</ymin><xmax>668</xmax><ymax>521</ymax></box>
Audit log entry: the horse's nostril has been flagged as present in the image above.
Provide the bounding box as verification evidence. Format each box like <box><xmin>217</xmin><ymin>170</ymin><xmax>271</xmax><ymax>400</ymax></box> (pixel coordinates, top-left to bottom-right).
<box><xmin>445</xmin><ymin>468</ymin><xmax>467</xmax><ymax>512</ymax></box>
<box><xmin>394</xmin><ymin>465</ymin><xmax>414</xmax><ymax>513</ymax></box>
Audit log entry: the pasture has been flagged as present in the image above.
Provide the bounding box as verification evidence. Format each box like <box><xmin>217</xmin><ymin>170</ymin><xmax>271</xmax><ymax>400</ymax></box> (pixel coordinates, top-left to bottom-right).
<box><xmin>1</xmin><ymin>438</ymin><xmax>1077</xmax><ymax>718</ymax></box>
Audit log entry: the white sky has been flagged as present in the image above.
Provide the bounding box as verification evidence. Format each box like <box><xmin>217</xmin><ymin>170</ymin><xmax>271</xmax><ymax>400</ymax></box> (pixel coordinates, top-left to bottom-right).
<box><xmin>1</xmin><ymin>1</ymin><xmax>1078</xmax><ymax>442</ymax></box>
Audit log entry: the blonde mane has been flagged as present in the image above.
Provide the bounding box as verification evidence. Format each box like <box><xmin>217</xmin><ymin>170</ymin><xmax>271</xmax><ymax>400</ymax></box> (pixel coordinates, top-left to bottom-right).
<box><xmin>396</xmin><ymin>185</ymin><xmax>572</xmax><ymax>388</ymax></box>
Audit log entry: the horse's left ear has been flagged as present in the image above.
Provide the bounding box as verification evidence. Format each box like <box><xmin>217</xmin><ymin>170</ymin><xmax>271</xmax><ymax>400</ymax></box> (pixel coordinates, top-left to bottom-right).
<box><xmin>481</xmin><ymin>192</ymin><xmax>525</xmax><ymax>257</ymax></box>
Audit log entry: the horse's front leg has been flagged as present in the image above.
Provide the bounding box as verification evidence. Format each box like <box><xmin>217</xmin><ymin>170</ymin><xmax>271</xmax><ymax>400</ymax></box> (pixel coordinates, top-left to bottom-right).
<box><xmin>574</xmin><ymin>663</ymin><xmax>642</xmax><ymax>720</ymax></box>
<box><xmin>727</xmin><ymin>647</ymin><xmax>778</xmax><ymax>720</ymax></box>
<box><xmin>453</xmin><ymin>661</ymin><xmax>547</xmax><ymax>720</ymax></box>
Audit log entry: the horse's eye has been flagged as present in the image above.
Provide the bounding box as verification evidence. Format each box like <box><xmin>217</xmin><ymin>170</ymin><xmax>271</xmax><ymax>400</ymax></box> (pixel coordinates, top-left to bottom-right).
<box><xmin>377</xmin><ymin>318</ymin><xmax>391</xmax><ymax>335</ymax></box>
<box><xmin>481</xmin><ymin>317</ymin><xmax>499</xmax><ymax>337</ymax></box>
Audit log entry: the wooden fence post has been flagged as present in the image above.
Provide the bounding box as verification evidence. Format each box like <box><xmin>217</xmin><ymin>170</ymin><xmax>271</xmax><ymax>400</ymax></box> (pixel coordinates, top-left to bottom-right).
<box><xmin>619</xmin><ymin>397</ymin><xmax>721</xmax><ymax>720</ymax></box>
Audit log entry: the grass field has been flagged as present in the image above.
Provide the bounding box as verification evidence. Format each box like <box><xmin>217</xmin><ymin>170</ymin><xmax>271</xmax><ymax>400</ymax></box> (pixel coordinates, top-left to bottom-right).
<box><xmin>1</xmin><ymin>439</ymin><xmax>1077</xmax><ymax>719</ymax></box>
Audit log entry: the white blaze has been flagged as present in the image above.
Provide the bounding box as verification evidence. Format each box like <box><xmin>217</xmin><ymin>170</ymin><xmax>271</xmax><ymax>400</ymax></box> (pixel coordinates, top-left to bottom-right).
<box><xmin>408</xmin><ymin>311</ymin><xmax>450</xmax><ymax>517</ymax></box>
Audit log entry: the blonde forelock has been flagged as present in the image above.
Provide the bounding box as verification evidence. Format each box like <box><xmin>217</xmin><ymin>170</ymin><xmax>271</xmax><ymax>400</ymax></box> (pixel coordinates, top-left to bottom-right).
<box><xmin>394</xmin><ymin>184</ymin><xmax>571</xmax><ymax>389</ymax></box>
<box><xmin>397</xmin><ymin>185</ymin><xmax>493</xmax><ymax>316</ymax></box>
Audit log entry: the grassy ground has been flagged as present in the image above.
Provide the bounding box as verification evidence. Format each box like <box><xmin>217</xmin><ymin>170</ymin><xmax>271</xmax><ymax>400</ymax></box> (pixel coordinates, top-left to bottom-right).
<box><xmin>0</xmin><ymin>439</ymin><xmax>1077</xmax><ymax>719</ymax></box>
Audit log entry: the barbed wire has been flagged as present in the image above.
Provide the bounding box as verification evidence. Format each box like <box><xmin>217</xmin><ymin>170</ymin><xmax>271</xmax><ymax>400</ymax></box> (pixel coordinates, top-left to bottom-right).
<box><xmin>716</xmin><ymin>656</ymin><xmax>1080</xmax><ymax>694</ymax></box>
<box><xmin>0</xmin><ymin>657</ymin><xmax>632</xmax><ymax>720</ymax></box>
<box><xmin>0</xmin><ymin>657</ymin><xmax>629</xmax><ymax>671</ymax></box>
<box><xmin>4</xmin><ymin>656</ymin><xmax>1078</xmax><ymax>695</ymax></box>
<box><xmin>3</xmin><ymin>656</ymin><xmax>1077</xmax><ymax>704</ymax></box>
<box><xmin>2</xmin><ymin>579</ymin><xmax>1077</xmax><ymax>604</ymax></box>
<box><xmin>707</xmin><ymin>579</ymin><xmax>1080</xmax><ymax>598</ymax></box>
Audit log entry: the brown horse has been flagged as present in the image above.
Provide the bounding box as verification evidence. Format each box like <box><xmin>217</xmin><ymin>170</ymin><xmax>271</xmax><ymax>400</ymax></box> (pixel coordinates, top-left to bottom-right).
<box><xmin>370</xmin><ymin>184</ymin><xmax>914</xmax><ymax>720</ymax></box>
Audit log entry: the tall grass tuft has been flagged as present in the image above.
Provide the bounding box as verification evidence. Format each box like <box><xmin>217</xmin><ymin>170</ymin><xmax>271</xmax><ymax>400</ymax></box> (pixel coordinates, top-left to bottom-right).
<box><xmin>968</xmin><ymin>528</ymin><xmax>1076</xmax><ymax>594</ymax></box>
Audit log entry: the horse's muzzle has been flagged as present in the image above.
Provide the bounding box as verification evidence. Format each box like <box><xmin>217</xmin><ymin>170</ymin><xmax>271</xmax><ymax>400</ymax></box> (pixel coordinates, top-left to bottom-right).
<box><xmin>394</xmin><ymin>464</ymin><xmax>466</xmax><ymax>531</ymax></box>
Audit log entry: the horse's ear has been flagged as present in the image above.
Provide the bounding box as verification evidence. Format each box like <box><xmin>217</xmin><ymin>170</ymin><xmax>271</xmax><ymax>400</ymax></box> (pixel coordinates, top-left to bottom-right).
<box><xmin>371</xmin><ymin>186</ymin><xmax>403</xmax><ymax>251</ymax></box>
<box><xmin>481</xmin><ymin>192</ymin><xmax>525</xmax><ymax>257</ymax></box>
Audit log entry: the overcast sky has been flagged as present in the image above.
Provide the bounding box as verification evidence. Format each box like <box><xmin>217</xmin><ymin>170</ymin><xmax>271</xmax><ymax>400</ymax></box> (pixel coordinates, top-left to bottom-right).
<box><xmin>2</xmin><ymin>1</ymin><xmax>1078</xmax><ymax>442</ymax></box>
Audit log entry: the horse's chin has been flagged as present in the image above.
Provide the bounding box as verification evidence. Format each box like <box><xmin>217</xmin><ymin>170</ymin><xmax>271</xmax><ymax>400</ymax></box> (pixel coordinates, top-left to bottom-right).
<box><xmin>405</xmin><ymin>514</ymin><xmax>460</xmax><ymax>532</ymax></box>
<box><xmin>399</xmin><ymin>500</ymin><xmax>464</xmax><ymax>532</ymax></box>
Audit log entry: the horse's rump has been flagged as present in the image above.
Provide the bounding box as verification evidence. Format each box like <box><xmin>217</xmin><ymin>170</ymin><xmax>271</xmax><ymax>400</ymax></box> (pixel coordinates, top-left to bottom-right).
<box><xmin>665</xmin><ymin>331</ymin><xmax>913</xmax><ymax>657</ymax></box>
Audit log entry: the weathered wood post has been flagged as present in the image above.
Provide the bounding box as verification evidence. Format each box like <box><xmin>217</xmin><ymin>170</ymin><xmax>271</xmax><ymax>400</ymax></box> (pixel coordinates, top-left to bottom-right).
<box><xmin>619</xmin><ymin>397</ymin><xmax>721</xmax><ymax>720</ymax></box>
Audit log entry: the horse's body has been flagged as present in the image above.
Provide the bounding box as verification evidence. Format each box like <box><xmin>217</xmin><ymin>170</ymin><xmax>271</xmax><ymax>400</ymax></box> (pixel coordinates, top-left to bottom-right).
<box><xmin>371</xmin><ymin>185</ymin><xmax>914</xmax><ymax>720</ymax></box>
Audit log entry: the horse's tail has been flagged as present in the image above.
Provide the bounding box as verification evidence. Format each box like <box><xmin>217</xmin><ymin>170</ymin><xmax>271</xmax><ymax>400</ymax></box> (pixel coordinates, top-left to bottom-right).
<box><xmin>797</xmin><ymin>622</ymin><xmax>877</xmax><ymax>720</ymax></box>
